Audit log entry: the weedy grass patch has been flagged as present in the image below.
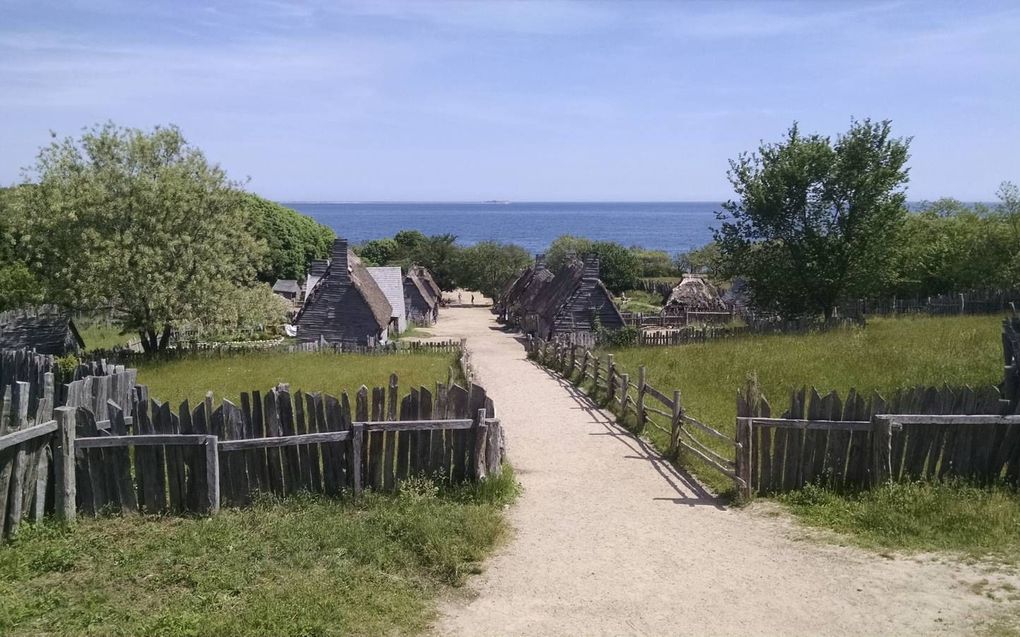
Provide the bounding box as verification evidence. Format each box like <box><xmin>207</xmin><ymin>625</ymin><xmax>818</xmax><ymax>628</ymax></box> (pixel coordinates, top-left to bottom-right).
<box><xmin>0</xmin><ymin>469</ymin><xmax>518</xmax><ymax>637</ymax></box>
<box><xmin>778</xmin><ymin>480</ymin><xmax>1020</xmax><ymax>561</ymax></box>
<box><xmin>607</xmin><ymin>315</ymin><xmax>1004</xmax><ymax>493</ymax></box>
<box><xmin>135</xmin><ymin>350</ymin><xmax>457</xmax><ymax>406</ymax></box>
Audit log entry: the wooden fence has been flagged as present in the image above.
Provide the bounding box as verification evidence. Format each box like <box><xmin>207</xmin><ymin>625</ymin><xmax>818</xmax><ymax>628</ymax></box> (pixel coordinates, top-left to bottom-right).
<box><xmin>735</xmin><ymin>383</ymin><xmax>1020</xmax><ymax>497</ymax></box>
<box><xmin>633</xmin><ymin>317</ymin><xmax>861</xmax><ymax>347</ymax></box>
<box><xmin>71</xmin><ymin>378</ymin><xmax>502</xmax><ymax>516</ymax></box>
<box><xmin>527</xmin><ymin>336</ymin><xmax>743</xmax><ymax>492</ymax></box>
<box><xmin>842</xmin><ymin>290</ymin><xmax>1019</xmax><ymax>317</ymax></box>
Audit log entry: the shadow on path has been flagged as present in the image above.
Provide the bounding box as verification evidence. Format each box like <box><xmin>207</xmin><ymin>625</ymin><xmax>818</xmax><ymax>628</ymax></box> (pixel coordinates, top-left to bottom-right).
<box><xmin>531</xmin><ymin>360</ymin><xmax>725</xmax><ymax>510</ymax></box>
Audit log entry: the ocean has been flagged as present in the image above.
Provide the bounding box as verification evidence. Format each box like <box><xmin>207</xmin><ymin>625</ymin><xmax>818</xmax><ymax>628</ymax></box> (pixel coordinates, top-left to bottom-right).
<box><xmin>282</xmin><ymin>201</ymin><xmax>723</xmax><ymax>255</ymax></box>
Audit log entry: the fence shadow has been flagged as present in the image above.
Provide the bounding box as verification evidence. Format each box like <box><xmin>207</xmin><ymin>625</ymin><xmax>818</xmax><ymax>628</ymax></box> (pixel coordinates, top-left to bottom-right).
<box><xmin>532</xmin><ymin>361</ymin><xmax>725</xmax><ymax>510</ymax></box>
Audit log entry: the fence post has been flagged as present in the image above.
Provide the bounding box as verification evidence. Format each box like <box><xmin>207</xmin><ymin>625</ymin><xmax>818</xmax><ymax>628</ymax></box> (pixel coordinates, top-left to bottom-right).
<box><xmin>473</xmin><ymin>408</ymin><xmax>488</xmax><ymax>480</ymax></box>
<box><xmin>871</xmin><ymin>415</ymin><xmax>892</xmax><ymax>486</ymax></box>
<box><xmin>351</xmin><ymin>422</ymin><xmax>364</xmax><ymax>497</ymax></box>
<box><xmin>568</xmin><ymin>345</ymin><xmax>577</xmax><ymax>378</ymax></box>
<box><xmin>592</xmin><ymin>355</ymin><xmax>601</xmax><ymax>397</ymax></box>
<box><xmin>580</xmin><ymin>350</ymin><xmax>589</xmax><ymax>382</ymax></box>
<box><xmin>620</xmin><ymin>374</ymin><xmax>630</xmax><ymax>419</ymax></box>
<box><xmin>53</xmin><ymin>407</ymin><xmax>77</xmax><ymax>523</ymax></box>
<box><xmin>637</xmin><ymin>366</ymin><xmax>647</xmax><ymax>433</ymax></box>
<box><xmin>735</xmin><ymin>417</ymin><xmax>752</xmax><ymax>499</ymax></box>
<box><xmin>204</xmin><ymin>436</ymin><xmax>220</xmax><ymax>515</ymax></box>
<box><xmin>607</xmin><ymin>355</ymin><xmax>616</xmax><ymax>402</ymax></box>
<box><xmin>669</xmin><ymin>390</ymin><xmax>683</xmax><ymax>457</ymax></box>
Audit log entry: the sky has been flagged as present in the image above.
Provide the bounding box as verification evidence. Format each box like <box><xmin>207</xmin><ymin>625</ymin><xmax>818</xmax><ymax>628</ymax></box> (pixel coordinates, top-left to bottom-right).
<box><xmin>1</xmin><ymin>0</ymin><xmax>1018</xmax><ymax>202</ymax></box>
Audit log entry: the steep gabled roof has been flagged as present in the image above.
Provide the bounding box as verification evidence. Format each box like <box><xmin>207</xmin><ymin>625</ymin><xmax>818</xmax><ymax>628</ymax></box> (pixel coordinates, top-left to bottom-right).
<box><xmin>405</xmin><ymin>271</ymin><xmax>438</xmax><ymax>309</ymax></box>
<box><xmin>0</xmin><ymin>306</ymin><xmax>84</xmax><ymax>355</ymax></box>
<box><xmin>272</xmin><ymin>279</ymin><xmax>301</xmax><ymax>294</ymax></box>
<box><xmin>413</xmin><ymin>266</ymin><xmax>442</xmax><ymax>299</ymax></box>
<box><xmin>347</xmin><ymin>251</ymin><xmax>393</xmax><ymax>329</ymax></box>
<box><xmin>518</xmin><ymin>268</ymin><xmax>555</xmax><ymax>315</ymax></box>
<box><xmin>367</xmin><ymin>267</ymin><xmax>406</xmax><ymax>320</ymax></box>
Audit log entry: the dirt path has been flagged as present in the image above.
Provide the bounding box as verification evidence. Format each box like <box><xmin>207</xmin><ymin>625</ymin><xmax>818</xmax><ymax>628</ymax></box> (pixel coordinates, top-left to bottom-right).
<box><xmin>429</xmin><ymin>307</ymin><xmax>1016</xmax><ymax>636</ymax></box>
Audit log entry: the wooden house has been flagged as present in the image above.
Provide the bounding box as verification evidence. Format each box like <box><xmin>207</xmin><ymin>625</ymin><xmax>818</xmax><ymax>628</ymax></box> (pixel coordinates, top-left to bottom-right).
<box><xmin>272</xmin><ymin>279</ymin><xmax>302</xmax><ymax>302</ymax></box>
<box><xmin>295</xmin><ymin>239</ymin><xmax>393</xmax><ymax>346</ymax></box>
<box><xmin>497</xmin><ymin>254</ymin><xmax>546</xmax><ymax>323</ymax></box>
<box><xmin>367</xmin><ymin>266</ymin><xmax>407</xmax><ymax>334</ymax></box>
<box><xmin>0</xmin><ymin>306</ymin><xmax>84</xmax><ymax>355</ymax></box>
<box><xmin>524</xmin><ymin>255</ymin><xmax>624</xmax><ymax>339</ymax></box>
<box><xmin>412</xmin><ymin>266</ymin><xmax>442</xmax><ymax>301</ymax></box>
<box><xmin>404</xmin><ymin>269</ymin><xmax>439</xmax><ymax>325</ymax></box>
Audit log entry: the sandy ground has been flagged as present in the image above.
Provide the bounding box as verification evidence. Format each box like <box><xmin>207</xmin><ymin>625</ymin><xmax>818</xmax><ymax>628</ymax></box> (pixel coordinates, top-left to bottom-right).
<box><xmin>427</xmin><ymin>306</ymin><xmax>1019</xmax><ymax>636</ymax></box>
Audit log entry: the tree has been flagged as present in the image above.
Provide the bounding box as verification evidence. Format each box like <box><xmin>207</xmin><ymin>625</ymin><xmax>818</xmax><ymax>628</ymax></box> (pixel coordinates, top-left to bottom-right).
<box><xmin>244</xmin><ymin>194</ymin><xmax>333</xmax><ymax>282</ymax></box>
<box><xmin>17</xmin><ymin>123</ymin><xmax>266</xmax><ymax>351</ymax></box>
<box><xmin>675</xmin><ymin>241</ymin><xmax>720</xmax><ymax>276</ymax></box>
<box><xmin>714</xmin><ymin>120</ymin><xmax>911</xmax><ymax>318</ymax></box>
<box><xmin>546</xmin><ymin>236</ymin><xmax>641</xmax><ymax>294</ymax></box>
<box><xmin>0</xmin><ymin>186</ymin><xmax>43</xmax><ymax>310</ymax></box>
<box><xmin>456</xmin><ymin>241</ymin><xmax>531</xmax><ymax>299</ymax></box>
<box><xmin>631</xmin><ymin>247</ymin><xmax>676</xmax><ymax>277</ymax></box>
<box><xmin>405</xmin><ymin>233</ymin><xmax>459</xmax><ymax>290</ymax></box>
<box><xmin>356</xmin><ymin>238</ymin><xmax>398</xmax><ymax>266</ymax></box>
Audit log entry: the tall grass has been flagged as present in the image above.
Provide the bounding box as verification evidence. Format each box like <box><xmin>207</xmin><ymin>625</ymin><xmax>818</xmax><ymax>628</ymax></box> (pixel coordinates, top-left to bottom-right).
<box><xmin>0</xmin><ymin>470</ymin><xmax>518</xmax><ymax>637</ymax></box>
<box><xmin>607</xmin><ymin>315</ymin><xmax>1005</xmax><ymax>492</ymax></box>
<box><xmin>135</xmin><ymin>351</ymin><xmax>458</xmax><ymax>406</ymax></box>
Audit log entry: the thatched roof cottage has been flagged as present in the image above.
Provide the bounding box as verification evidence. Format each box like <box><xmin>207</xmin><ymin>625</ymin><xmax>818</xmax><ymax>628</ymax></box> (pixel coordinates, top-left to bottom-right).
<box><xmin>523</xmin><ymin>254</ymin><xmax>624</xmax><ymax>339</ymax></box>
<box><xmin>0</xmin><ymin>306</ymin><xmax>85</xmax><ymax>355</ymax></box>
<box><xmin>404</xmin><ymin>268</ymin><xmax>439</xmax><ymax>325</ymax></box>
<box><xmin>295</xmin><ymin>239</ymin><xmax>393</xmax><ymax>346</ymax></box>
<box><xmin>661</xmin><ymin>274</ymin><xmax>729</xmax><ymax>318</ymax></box>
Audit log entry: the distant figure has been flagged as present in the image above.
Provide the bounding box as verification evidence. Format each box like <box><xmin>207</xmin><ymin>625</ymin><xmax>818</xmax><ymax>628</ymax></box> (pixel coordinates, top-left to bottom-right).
<box><xmin>458</xmin><ymin>292</ymin><xmax>463</xmax><ymax>305</ymax></box>
<box><xmin>471</xmin><ymin>294</ymin><xmax>475</xmax><ymax>305</ymax></box>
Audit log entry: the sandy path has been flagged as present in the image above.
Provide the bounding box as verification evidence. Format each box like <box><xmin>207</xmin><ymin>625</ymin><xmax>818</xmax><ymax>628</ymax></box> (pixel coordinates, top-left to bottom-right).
<box><xmin>429</xmin><ymin>307</ymin><xmax>1016</xmax><ymax>636</ymax></box>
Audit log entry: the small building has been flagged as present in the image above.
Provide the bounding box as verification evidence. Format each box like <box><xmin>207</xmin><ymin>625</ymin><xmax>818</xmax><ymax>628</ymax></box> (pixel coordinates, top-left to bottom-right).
<box><xmin>295</xmin><ymin>239</ymin><xmax>393</xmax><ymax>346</ymax></box>
<box><xmin>497</xmin><ymin>254</ymin><xmax>546</xmax><ymax>323</ymax></box>
<box><xmin>404</xmin><ymin>269</ymin><xmax>439</xmax><ymax>325</ymax></box>
<box><xmin>412</xmin><ymin>265</ymin><xmax>442</xmax><ymax>301</ymax></box>
<box><xmin>0</xmin><ymin>306</ymin><xmax>85</xmax><ymax>355</ymax></box>
<box><xmin>661</xmin><ymin>274</ymin><xmax>730</xmax><ymax>321</ymax></box>
<box><xmin>367</xmin><ymin>266</ymin><xmax>408</xmax><ymax>334</ymax></box>
<box><xmin>525</xmin><ymin>254</ymin><xmax>625</xmax><ymax>339</ymax></box>
<box><xmin>272</xmin><ymin>279</ymin><xmax>302</xmax><ymax>302</ymax></box>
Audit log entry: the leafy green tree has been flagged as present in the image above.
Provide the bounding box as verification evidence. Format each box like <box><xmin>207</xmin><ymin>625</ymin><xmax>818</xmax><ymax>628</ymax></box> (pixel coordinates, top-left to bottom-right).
<box><xmin>675</xmin><ymin>241</ymin><xmax>720</xmax><ymax>275</ymax></box>
<box><xmin>405</xmin><ymin>233</ymin><xmax>459</xmax><ymax>290</ymax></box>
<box><xmin>0</xmin><ymin>186</ymin><xmax>44</xmax><ymax>310</ymax></box>
<box><xmin>456</xmin><ymin>241</ymin><xmax>531</xmax><ymax>299</ymax></box>
<box><xmin>546</xmin><ymin>235</ymin><xmax>641</xmax><ymax>294</ymax></box>
<box><xmin>394</xmin><ymin>230</ymin><xmax>428</xmax><ymax>254</ymax></box>
<box><xmin>631</xmin><ymin>247</ymin><xmax>676</xmax><ymax>277</ymax></box>
<box><xmin>356</xmin><ymin>238</ymin><xmax>398</xmax><ymax>266</ymax></box>
<box><xmin>16</xmin><ymin>123</ymin><xmax>266</xmax><ymax>352</ymax></box>
<box><xmin>244</xmin><ymin>194</ymin><xmax>333</xmax><ymax>282</ymax></box>
<box><xmin>715</xmin><ymin>120</ymin><xmax>911</xmax><ymax>318</ymax></box>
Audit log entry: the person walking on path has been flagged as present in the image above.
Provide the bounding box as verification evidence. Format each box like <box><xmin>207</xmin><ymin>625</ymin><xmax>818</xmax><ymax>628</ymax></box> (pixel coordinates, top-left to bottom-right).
<box><xmin>458</xmin><ymin>292</ymin><xmax>463</xmax><ymax>305</ymax></box>
<box><xmin>471</xmin><ymin>294</ymin><xmax>475</xmax><ymax>305</ymax></box>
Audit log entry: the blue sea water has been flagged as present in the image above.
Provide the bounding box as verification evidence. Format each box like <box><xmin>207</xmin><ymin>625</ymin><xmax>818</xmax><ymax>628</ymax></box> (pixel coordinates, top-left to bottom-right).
<box><xmin>282</xmin><ymin>201</ymin><xmax>723</xmax><ymax>255</ymax></box>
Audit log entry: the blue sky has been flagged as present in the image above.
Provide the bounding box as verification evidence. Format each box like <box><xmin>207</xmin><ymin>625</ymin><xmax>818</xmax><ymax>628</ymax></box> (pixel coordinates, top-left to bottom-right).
<box><xmin>1</xmin><ymin>0</ymin><xmax>1018</xmax><ymax>201</ymax></box>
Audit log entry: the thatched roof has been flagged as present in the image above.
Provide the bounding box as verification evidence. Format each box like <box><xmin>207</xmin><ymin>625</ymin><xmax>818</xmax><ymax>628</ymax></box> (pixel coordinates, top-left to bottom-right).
<box><xmin>662</xmin><ymin>274</ymin><xmax>728</xmax><ymax>315</ymax></box>
<box><xmin>0</xmin><ymin>306</ymin><xmax>84</xmax><ymax>355</ymax></box>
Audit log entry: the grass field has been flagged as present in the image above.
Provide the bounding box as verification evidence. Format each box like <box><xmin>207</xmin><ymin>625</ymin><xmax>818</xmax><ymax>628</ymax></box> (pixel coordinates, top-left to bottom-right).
<box><xmin>77</xmin><ymin>323</ymin><xmax>132</xmax><ymax>351</ymax></box>
<box><xmin>618</xmin><ymin>289</ymin><xmax>664</xmax><ymax>313</ymax></box>
<box><xmin>778</xmin><ymin>480</ymin><xmax>1020</xmax><ymax>562</ymax></box>
<box><xmin>135</xmin><ymin>351</ymin><xmax>458</xmax><ymax>406</ymax></box>
<box><xmin>0</xmin><ymin>470</ymin><xmax>517</xmax><ymax>637</ymax></box>
<box><xmin>606</xmin><ymin>315</ymin><xmax>1005</xmax><ymax>492</ymax></box>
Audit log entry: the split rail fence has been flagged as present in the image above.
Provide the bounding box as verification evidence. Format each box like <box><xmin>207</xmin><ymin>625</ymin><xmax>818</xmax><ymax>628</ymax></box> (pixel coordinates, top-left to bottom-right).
<box><xmin>527</xmin><ymin>336</ymin><xmax>744</xmax><ymax>493</ymax></box>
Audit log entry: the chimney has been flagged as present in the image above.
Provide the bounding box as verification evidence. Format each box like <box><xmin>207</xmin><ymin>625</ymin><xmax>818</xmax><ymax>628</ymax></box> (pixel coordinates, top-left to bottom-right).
<box><xmin>332</xmin><ymin>238</ymin><xmax>349</xmax><ymax>280</ymax></box>
<box><xmin>535</xmin><ymin>254</ymin><xmax>547</xmax><ymax>271</ymax></box>
<box><xmin>582</xmin><ymin>254</ymin><xmax>599</xmax><ymax>280</ymax></box>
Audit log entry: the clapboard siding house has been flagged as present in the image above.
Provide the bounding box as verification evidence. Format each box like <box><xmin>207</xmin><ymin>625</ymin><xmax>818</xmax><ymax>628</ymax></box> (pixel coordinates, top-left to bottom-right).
<box><xmin>523</xmin><ymin>255</ymin><xmax>624</xmax><ymax>339</ymax></box>
<box><xmin>295</xmin><ymin>239</ymin><xmax>392</xmax><ymax>346</ymax></box>
<box><xmin>0</xmin><ymin>306</ymin><xmax>85</xmax><ymax>355</ymax></box>
<box><xmin>404</xmin><ymin>269</ymin><xmax>439</xmax><ymax>325</ymax></box>
<box><xmin>367</xmin><ymin>266</ymin><xmax>407</xmax><ymax>334</ymax></box>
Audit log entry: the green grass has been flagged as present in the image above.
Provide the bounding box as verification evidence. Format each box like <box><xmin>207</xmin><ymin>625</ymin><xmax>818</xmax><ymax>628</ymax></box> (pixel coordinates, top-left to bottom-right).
<box><xmin>0</xmin><ymin>470</ymin><xmax>518</xmax><ymax>637</ymax></box>
<box><xmin>77</xmin><ymin>323</ymin><xmax>132</xmax><ymax>351</ymax></box>
<box><xmin>135</xmin><ymin>351</ymin><xmax>457</xmax><ymax>406</ymax></box>
<box><xmin>618</xmin><ymin>289</ymin><xmax>664</xmax><ymax>314</ymax></box>
<box><xmin>607</xmin><ymin>315</ymin><xmax>1005</xmax><ymax>493</ymax></box>
<box><xmin>778</xmin><ymin>481</ymin><xmax>1020</xmax><ymax>561</ymax></box>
